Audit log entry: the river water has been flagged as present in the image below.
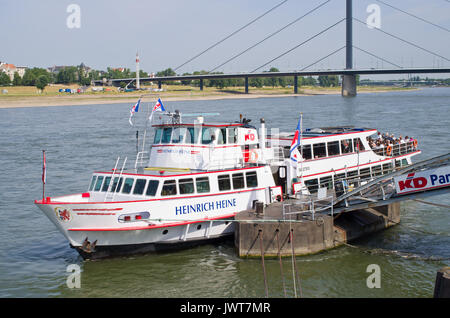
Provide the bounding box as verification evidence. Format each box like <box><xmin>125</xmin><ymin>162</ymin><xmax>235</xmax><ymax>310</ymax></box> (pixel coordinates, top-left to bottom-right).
<box><xmin>0</xmin><ymin>87</ymin><xmax>449</xmax><ymax>298</ymax></box>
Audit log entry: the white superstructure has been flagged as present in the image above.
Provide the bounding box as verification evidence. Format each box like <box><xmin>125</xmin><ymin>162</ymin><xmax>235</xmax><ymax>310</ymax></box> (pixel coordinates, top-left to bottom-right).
<box><xmin>35</xmin><ymin>110</ymin><xmax>420</xmax><ymax>259</ymax></box>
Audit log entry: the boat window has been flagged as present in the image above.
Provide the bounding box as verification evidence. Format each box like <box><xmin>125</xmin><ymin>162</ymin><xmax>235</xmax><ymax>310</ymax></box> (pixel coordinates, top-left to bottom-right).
<box><xmin>360</xmin><ymin>168</ymin><xmax>371</xmax><ymax>179</ymax></box>
<box><xmin>179</xmin><ymin>178</ymin><xmax>195</xmax><ymax>194</ymax></box>
<box><xmin>186</xmin><ymin>127</ymin><xmax>199</xmax><ymax>144</ymax></box>
<box><xmin>246</xmin><ymin>171</ymin><xmax>258</xmax><ymax>188</ymax></box>
<box><xmin>217</xmin><ymin>128</ymin><xmax>227</xmax><ymax>145</ymax></box>
<box><xmin>218</xmin><ymin>174</ymin><xmax>231</xmax><ymax>191</ymax></box>
<box><xmin>341</xmin><ymin>139</ymin><xmax>353</xmax><ymax>154</ymax></box>
<box><xmin>172</xmin><ymin>127</ymin><xmax>186</xmax><ymax>144</ymax></box>
<box><xmin>301</xmin><ymin>144</ymin><xmax>312</xmax><ymax>160</ymax></box>
<box><xmin>101</xmin><ymin>177</ymin><xmax>111</xmax><ymax>192</ymax></box>
<box><xmin>113</xmin><ymin>177</ymin><xmax>123</xmax><ymax>193</ymax></box>
<box><xmin>201</xmin><ymin>127</ymin><xmax>215</xmax><ymax>144</ymax></box>
<box><xmin>382</xmin><ymin>163</ymin><xmax>392</xmax><ymax>175</ymax></box>
<box><xmin>89</xmin><ymin>175</ymin><xmax>97</xmax><ymax>191</ymax></box>
<box><xmin>196</xmin><ymin>177</ymin><xmax>210</xmax><ymax>193</ymax></box>
<box><xmin>227</xmin><ymin>127</ymin><xmax>237</xmax><ymax>144</ymax></box>
<box><xmin>353</xmin><ymin>138</ymin><xmax>365</xmax><ymax>151</ymax></box>
<box><xmin>153</xmin><ymin>128</ymin><xmax>162</xmax><ymax>144</ymax></box>
<box><xmin>94</xmin><ymin>176</ymin><xmax>104</xmax><ymax>191</ymax></box>
<box><xmin>161</xmin><ymin>127</ymin><xmax>172</xmax><ymax>144</ymax></box>
<box><xmin>327</xmin><ymin>141</ymin><xmax>340</xmax><ymax>156</ymax></box>
<box><xmin>313</xmin><ymin>143</ymin><xmax>327</xmax><ymax>158</ymax></box>
<box><xmin>161</xmin><ymin>180</ymin><xmax>177</xmax><ymax>196</ymax></box>
<box><xmin>305</xmin><ymin>179</ymin><xmax>318</xmax><ymax>193</ymax></box>
<box><xmin>146</xmin><ymin>180</ymin><xmax>159</xmax><ymax>196</ymax></box>
<box><xmin>372</xmin><ymin>165</ymin><xmax>382</xmax><ymax>176</ymax></box>
<box><xmin>133</xmin><ymin>179</ymin><xmax>147</xmax><ymax>195</ymax></box>
<box><xmin>402</xmin><ymin>159</ymin><xmax>408</xmax><ymax>166</ymax></box>
<box><xmin>395</xmin><ymin>160</ymin><xmax>401</xmax><ymax>168</ymax></box>
<box><xmin>319</xmin><ymin>176</ymin><xmax>333</xmax><ymax>190</ymax></box>
<box><xmin>232</xmin><ymin>173</ymin><xmax>245</xmax><ymax>189</ymax></box>
<box><xmin>122</xmin><ymin>178</ymin><xmax>134</xmax><ymax>194</ymax></box>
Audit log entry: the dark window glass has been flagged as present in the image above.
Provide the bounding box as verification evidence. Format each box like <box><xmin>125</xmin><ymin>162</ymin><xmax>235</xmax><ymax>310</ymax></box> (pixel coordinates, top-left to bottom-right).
<box><xmin>201</xmin><ymin>127</ymin><xmax>214</xmax><ymax>144</ymax></box>
<box><xmin>301</xmin><ymin>144</ymin><xmax>312</xmax><ymax>160</ymax></box>
<box><xmin>353</xmin><ymin>138</ymin><xmax>365</xmax><ymax>151</ymax></box>
<box><xmin>94</xmin><ymin>176</ymin><xmax>104</xmax><ymax>191</ymax></box>
<box><xmin>232</xmin><ymin>173</ymin><xmax>245</xmax><ymax>189</ymax></box>
<box><xmin>217</xmin><ymin>128</ymin><xmax>226</xmax><ymax>145</ymax></box>
<box><xmin>122</xmin><ymin>178</ymin><xmax>134</xmax><ymax>194</ymax></box>
<box><xmin>319</xmin><ymin>176</ymin><xmax>333</xmax><ymax>190</ymax></box>
<box><xmin>133</xmin><ymin>179</ymin><xmax>147</xmax><ymax>195</ymax></box>
<box><xmin>186</xmin><ymin>127</ymin><xmax>199</xmax><ymax>144</ymax></box>
<box><xmin>161</xmin><ymin>127</ymin><xmax>172</xmax><ymax>144</ymax></box>
<box><xmin>382</xmin><ymin>163</ymin><xmax>392</xmax><ymax>175</ymax></box>
<box><xmin>196</xmin><ymin>177</ymin><xmax>210</xmax><ymax>193</ymax></box>
<box><xmin>145</xmin><ymin>180</ymin><xmax>159</xmax><ymax>196</ymax></box>
<box><xmin>114</xmin><ymin>177</ymin><xmax>123</xmax><ymax>193</ymax></box>
<box><xmin>101</xmin><ymin>177</ymin><xmax>111</xmax><ymax>192</ymax></box>
<box><xmin>246</xmin><ymin>171</ymin><xmax>258</xmax><ymax>188</ymax></box>
<box><xmin>153</xmin><ymin>128</ymin><xmax>162</xmax><ymax>144</ymax></box>
<box><xmin>360</xmin><ymin>168</ymin><xmax>371</xmax><ymax>179</ymax></box>
<box><xmin>327</xmin><ymin>141</ymin><xmax>340</xmax><ymax>156</ymax></box>
<box><xmin>218</xmin><ymin>174</ymin><xmax>231</xmax><ymax>191</ymax></box>
<box><xmin>313</xmin><ymin>143</ymin><xmax>327</xmax><ymax>158</ymax></box>
<box><xmin>341</xmin><ymin>139</ymin><xmax>353</xmax><ymax>153</ymax></box>
<box><xmin>161</xmin><ymin>180</ymin><xmax>177</xmax><ymax>196</ymax></box>
<box><xmin>89</xmin><ymin>176</ymin><xmax>97</xmax><ymax>191</ymax></box>
<box><xmin>372</xmin><ymin>165</ymin><xmax>382</xmax><ymax>176</ymax></box>
<box><xmin>179</xmin><ymin>178</ymin><xmax>194</xmax><ymax>194</ymax></box>
<box><xmin>305</xmin><ymin>179</ymin><xmax>319</xmax><ymax>193</ymax></box>
<box><xmin>227</xmin><ymin>128</ymin><xmax>237</xmax><ymax>144</ymax></box>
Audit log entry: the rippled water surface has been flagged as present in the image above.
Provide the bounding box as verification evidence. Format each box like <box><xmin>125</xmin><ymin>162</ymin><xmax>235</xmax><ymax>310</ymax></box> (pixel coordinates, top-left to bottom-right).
<box><xmin>0</xmin><ymin>87</ymin><xmax>449</xmax><ymax>298</ymax></box>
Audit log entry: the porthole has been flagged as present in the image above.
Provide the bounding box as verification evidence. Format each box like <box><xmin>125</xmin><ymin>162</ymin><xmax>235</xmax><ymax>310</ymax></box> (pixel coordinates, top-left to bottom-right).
<box><xmin>197</xmin><ymin>224</ymin><xmax>202</xmax><ymax>230</ymax></box>
<box><xmin>162</xmin><ymin>229</ymin><xmax>168</xmax><ymax>235</ymax></box>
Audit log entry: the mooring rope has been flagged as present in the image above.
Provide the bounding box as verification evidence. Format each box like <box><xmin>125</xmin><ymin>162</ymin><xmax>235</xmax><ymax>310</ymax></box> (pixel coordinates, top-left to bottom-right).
<box><xmin>413</xmin><ymin>199</ymin><xmax>450</xmax><ymax>209</ymax></box>
<box><xmin>258</xmin><ymin>230</ymin><xmax>269</xmax><ymax>298</ymax></box>
<box><xmin>275</xmin><ymin>229</ymin><xmax>287</xmax><ymax>298</ymax></box>
<box><xmin>289</xmin><ymin>228</ymin><xmax>303</xmax><ymax>298</ymax></box>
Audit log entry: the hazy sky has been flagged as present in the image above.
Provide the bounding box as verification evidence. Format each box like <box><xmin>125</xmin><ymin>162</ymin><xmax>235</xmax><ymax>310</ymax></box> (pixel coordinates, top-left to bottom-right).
<box><xmin>1</xmin><ymin>0</ymin><xmax>449</xmax><ymax>78</ymax></box>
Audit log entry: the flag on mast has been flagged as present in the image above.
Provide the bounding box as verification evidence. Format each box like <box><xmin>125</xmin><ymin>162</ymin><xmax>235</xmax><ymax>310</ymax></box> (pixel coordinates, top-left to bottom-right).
<box><xmin>129</xmin><ymin>99</ymin><xmax>141</xmax><ymax>126</ymax></box>
<box><xmin>290</xmin><ymin>117</ymin><xmax>302</xmax><ymax>163</ymax></box>
<box><xmin>148</xmin><ymin>98</ymin><xmax>166</xmax><ymax>122</ymax></box>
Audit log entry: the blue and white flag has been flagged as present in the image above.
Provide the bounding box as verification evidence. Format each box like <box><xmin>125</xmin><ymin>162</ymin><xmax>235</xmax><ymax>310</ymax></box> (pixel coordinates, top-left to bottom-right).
<box><xmin>148</xmin><ymin>98</ymin><xmax>166</xmax><ymax>122</ymax></box>
<box><xmin>129</xmin><ymin>99</ymin><xmax>141</xmax><ymax>126</ymax></box>
<box><xmin>290</xmin><ymin>117</ymin><xmax>302</xmax><ymax>163</ymax></box>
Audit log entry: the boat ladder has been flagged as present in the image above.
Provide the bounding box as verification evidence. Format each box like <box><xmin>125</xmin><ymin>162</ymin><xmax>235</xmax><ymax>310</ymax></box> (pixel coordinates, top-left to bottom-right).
<box><xmin>104</xmin><ymin>156</ymin><xmax>127</xmax><ymax>202</ymax></box>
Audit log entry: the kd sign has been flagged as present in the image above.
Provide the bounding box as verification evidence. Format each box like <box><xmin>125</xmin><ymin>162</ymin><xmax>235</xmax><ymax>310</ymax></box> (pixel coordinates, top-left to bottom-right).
<box><xmin>394</xmin><ymin>167</ymin><xmax>450</xmax><ymax>195</ymax></box>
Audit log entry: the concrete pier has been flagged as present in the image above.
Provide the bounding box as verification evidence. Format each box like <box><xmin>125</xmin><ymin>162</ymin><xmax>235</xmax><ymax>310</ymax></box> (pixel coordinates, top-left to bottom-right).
<box><xmin>341</xmin><ymin>74</ymin><xmax>357</xmax><ymax>97</ymax></box>
<box><xmin>234</xmin><ymin>200</ymin><xmax>400</xmax><ymax>258</ymax></box>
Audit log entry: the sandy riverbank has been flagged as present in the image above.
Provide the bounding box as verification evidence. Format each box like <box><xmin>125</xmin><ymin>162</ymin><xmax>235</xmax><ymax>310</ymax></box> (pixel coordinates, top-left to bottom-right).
<box><xmin>0</xmin><ymin>86</ymin><xmax>416</xmax><ymax>109</ymax></box>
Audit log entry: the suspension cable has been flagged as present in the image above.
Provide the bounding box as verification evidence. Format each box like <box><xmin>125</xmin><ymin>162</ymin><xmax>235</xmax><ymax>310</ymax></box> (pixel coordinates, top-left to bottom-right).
<box><xmin>209</xmin><ymin>0</ymin><xmax>332</xmax><ymax>73</ymax></box>
<box><xmin>251</xmin><ymin>18</ymin><xmax>346</xmax><ymax>73</ymax></box>
<box><xmin>353</xmin><ymin>17</ymin><xmax>450</xmax><ymax>62</ymax></box>
<box><xmin>173</xmin><ymin>0</ymin><xmax>289</xmax><ymax>72</ymax></box>
<box><xmin>353</xmin><ymin>45</ymin><xmax>403</xmax><ymax>68</ymax></box>
<box><xmin>299</xmin><ymin>45</ymin><xmax>346</xmax><ymax>71</ymax></box>
<box><xmin>376</xmin><ymin>0</ymin><xmax>450</xmax><ymax>33</ymax></box>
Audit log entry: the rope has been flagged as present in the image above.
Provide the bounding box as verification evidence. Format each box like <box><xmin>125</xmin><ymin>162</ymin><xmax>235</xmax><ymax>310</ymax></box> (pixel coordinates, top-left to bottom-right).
<box><xmin>413</xmin><ymin>199</ymin><xmax>450</xmax><ymax>209</ymax></box>
<box><xmin>289</xmin><ymin>228</ymin><xmax>303</xmax><ymax>298</ymax></box>
<box><xmin>258</xmin><ymin>230</ymin><xmax>269</xmax><ymax>297</ymax></box>
<box><xmin>275</xmin><ymin>229</ymin><xmax>288</xmax><ymax>298</ymax></box>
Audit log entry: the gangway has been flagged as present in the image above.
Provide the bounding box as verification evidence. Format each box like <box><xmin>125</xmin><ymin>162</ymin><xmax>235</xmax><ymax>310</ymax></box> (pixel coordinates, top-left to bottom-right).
<box><xmin>313</xmin><ymin>152</ymin><xmax>450</xmax><ymax>215</ymax></box>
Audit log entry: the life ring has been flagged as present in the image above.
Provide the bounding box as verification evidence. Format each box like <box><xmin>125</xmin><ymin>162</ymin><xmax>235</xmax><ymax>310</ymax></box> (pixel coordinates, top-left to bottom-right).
<box><xmin>386</xmin><ymin>145</ymin><xmax>392</xmax><ymax>156</ymax></box>
<box><xmin>413</xmin><ymin>140</ymin><xmax>418</xmax><ymax>148</ymax></box>
<box><xmin>249</xmin><ymin>149</ymin><xmax>258</xmax><ymax>163</ymax></box>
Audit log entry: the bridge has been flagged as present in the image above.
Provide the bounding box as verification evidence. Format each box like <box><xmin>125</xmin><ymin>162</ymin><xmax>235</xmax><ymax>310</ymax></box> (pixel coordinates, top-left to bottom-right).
<box><xmin>94</xmin><ymin>0</ymin><xmax>450</xmax><ymax>96</ymax></box>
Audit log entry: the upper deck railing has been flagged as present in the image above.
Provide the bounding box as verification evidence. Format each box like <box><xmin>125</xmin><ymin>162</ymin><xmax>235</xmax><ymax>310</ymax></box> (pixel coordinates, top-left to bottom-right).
<box><xmin>371</xmin><ymin>140</ymin><xmax>418</xmax><ymax>157</ymax></box>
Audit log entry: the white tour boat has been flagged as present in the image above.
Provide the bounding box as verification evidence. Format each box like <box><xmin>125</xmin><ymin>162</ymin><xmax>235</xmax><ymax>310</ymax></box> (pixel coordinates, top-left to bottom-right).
<box><xmin>34</xmin><ymin>107</ymin><xmax>421</xmax><ymax>259</ymax></box>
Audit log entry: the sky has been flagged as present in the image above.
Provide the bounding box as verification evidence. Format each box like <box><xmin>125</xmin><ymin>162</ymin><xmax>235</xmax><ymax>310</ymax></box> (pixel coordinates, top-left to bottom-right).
<box><xmin>1</xmin><ymin>0</ymin><xmax>449</xmax><ymax>79</ymax></box>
